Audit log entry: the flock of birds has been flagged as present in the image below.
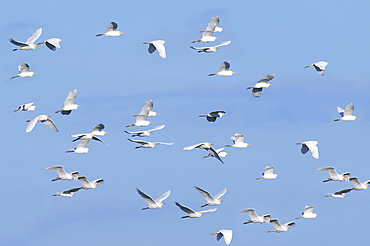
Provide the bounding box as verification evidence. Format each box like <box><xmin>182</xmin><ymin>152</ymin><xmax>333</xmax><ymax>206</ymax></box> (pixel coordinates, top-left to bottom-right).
<box><xmin>10</xmin><ymin>15</ymin><xmax>367</xmax><ymax>245</ymax></box>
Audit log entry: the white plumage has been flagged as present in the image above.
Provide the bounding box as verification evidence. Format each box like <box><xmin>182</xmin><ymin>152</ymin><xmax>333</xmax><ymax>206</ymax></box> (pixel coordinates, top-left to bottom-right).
<box><xmin>296</xmin><ymin>141</ymin><xmax>320</xmax><ymax>159</ymax></box>
<box><xmin>194</xmin><ymin>186</ymin><xmax>226</xmax><ymax>207</ymax></box>
<box><xmin>136</xmin><ymin>188</ymin><xmax>170</xmax><ymax>210</ymax></box>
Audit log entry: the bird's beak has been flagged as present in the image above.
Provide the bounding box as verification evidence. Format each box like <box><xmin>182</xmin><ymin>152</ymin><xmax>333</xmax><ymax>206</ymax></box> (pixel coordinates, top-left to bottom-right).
<box><xmin>215</xmin><ymin>37</ymin><xmax>219</xmax><ymax>39</ymax></box>
<box><xmin>33</xmin><ymin>72</ymin><xmax>37</xmax><ymax>74</ymax></box>
<box><xmin>316</xmin><ymin>214</ymin><xmax>320</xmax><ymax>216</ymax></box>
<box><xmin>149</xmin><ymin>121</ymin><xmax>153</xmax><ymax>123</ymax></box>
<box><xmin>72</xmin><ymin>193</ymin><xmax>76</xmax><ymax>195</ymax></box>
<box><xmin>119</xmin><ymin>32</ymin><xmax>124</xmax><ymax>34</ymax></box>
<box><xmin>225</xmin><ymin>152</ymin><xmax>229</xmax><ymax>155</ymax></box>
<box><xmin>201</xmin><ymin>212</ymin><xmax>205</xmax><ymax>214</ymax></box>
<box><xmin>287</xmin><ymin>227</ymin><xmax>291</xmax><ymax>229</ymax></box>
<box><xmin>247</xmin><ymin>143</ymin><xmax>251</xmax><ymax>145</ymax></box>
<box><xmin>162</xmin><ymin>203</ymin><xmax>166</xmax><ymax>205</ymax></box>
<box><xmin>60</xmin><ymin>39</ymin><xmax>64</xmax><ymax>41</ymax></box>
<box><xmin>164</xmin><ymin>41</ymin><xmax>168</xmax><ymax>43</ymax></box>
<box><xmin>220</xmin><ymin>199</ymin><xmax>223</xmax><ymax>202</ymax></box>
<box><xmin>35</xmin><ymin>45</ymin><xmax>39</xmax><ymax>47</ymax></box>
<box><xmin>356</xmin><ymin>116</ymin><xmax>359</xmax><ymax>118</ymax></box>
<box><xmin>149</xmin><ymin>132</ymin><xmax>153</xmax><ymax>134</ymax></box>
<box><xmin>154</xmin><ymin>143</ymin><xmax>159</xmax><ymax>145</ymax></box>
<box><xmin>105</xmin><ymin>131</ymin><xmax>108</xmax><ymax>133</ymax></box>
<box><xmin>47</xmin><ymin>115</ymin><xmax>51</xmax><ymax>117</ymax></box>
<box><xmin>215</xmin><ymin>47</ymin><xmax>219</xmax><ymax>49</ymax></box>
<box><xmin>276</xmin><ymin>174</ymin><xmax>280</xmax><ymax>176</ymax></box>
<box><xmin>35</xmin><ymin>106</ymin><xmax>39</xmax><ymax>108</ymax></box>
<box><xmin>327</xmin><ymin>63</ymin><xmax>331</xmax><ymax>65</ymax></box>
<box><xmin>222</xmin><ymin>28</ymin><xmax>226</xmax><ymax>30</ymax></box>
<box><xmin>232</xmin><ymin>71</ymin><xmax>236</xmax><ymax>73</ymax></box>
<box><xmin>210</xmin><ymin>143</ymin><xmax>213</xmax><ymax>146</ymax></box>
<box><xmin>88</xmin><ymin>148</ymin><xmax>92</xmax><ymax>150</ymax></box>
<box><xmin>317</xmin><ymin>142</ymin><xmax>321</xmax><ymax>144</ymax></box>
<box><xmin>367</xmin><ymin>184</ymin><xmax>370</xmax><ymax>187</ymax></box>
<box><xmin>77</xmin><ymin>105</ymin><xmax>81</xmax><ymax>107</ymax></box>
<box><xmin>95</xmin><ymin>184</ymin><xmax>99</xmax><ymax>186</ymax></box>
<box><xmin>269</xmin><ymin>83</ymin><xmax>273</xmax><ymax>85</ymax></box>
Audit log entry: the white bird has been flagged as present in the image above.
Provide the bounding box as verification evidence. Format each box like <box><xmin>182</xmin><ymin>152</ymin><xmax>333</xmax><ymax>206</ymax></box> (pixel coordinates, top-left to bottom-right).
<box><xmin>304</xmin><ymin>61</ymin><xmax>330</xmax><ymax>76</ymax></box>
<box><xmin>194</xmin><ymin>186</ymin><xmax>226</xmax><ymax>207</ymax></box>
<box><xmin>184</xmin><ymin>142</ymin><xmax>225</xmax><ymax>164</ymax></box>
<box><xmin>37</xmin><ymin>38</ymin><xmax>63</xmax><ymax>51</ymax></box>
<box><xmin>349</xmin><ymin>177</ymin><xmax>370</xmax><ymax>190</ymax></box>
<box><xmin>127</xmin><ymin>138</ymin><xmax>173</xmax><ymax>149</ymax></box>
<box><xmin>96</xmin><ymin>22</ymin><xmax>123</xmax><ymax>37</ymax></box>
<box><xmin>53</xmin><ymin>188</ymin><xmax>81</xmax><ymax>197</ymax></box>
<box><xmin>70</xmin><ymin>123</ymin><xmax>108</xmax><ymax>146</ymax></box>
<box><xmin>334</xmin><ymin>103</ymin><xmax>358</xmax><ymax>121</ymax></box>
<box><xmin>225</xmin><ymin>133</ymin><xmax>250</xmax><ymax>148</ymax></box>
<box><xmin>192</xmin><ymin>16</ymin><xmax>220</xmax><ymax>43</ymax></box>
<box><xmin>238</xmin><ymin>208</ymin><xmax>271</xmax><ymax>224</ymax></box>
<box><xmin>136</xmin><ymin>188</ymin><xmax>170</xmax><ymax>210</ymax></box>
<box><xmin>295</xmin><ymin>205</ymin><xmax>319</xmax><ymax>219</ymax></box>
<box><xmin>133</xmin><ymin>99</ymin><xmax>159</xmax><ymax>117</ymax></box>
<box><xmin>200</xmin><ymin>16</ymin><xmax>225</xmax><ymax>33</ymax></box>
<box><xmin>10</xmin><ymin>28</ymin><xmax>42</xmax><ymax>51</ymax></box>
<box><xmin>296</xmin><ymin>141</ymin><xmax>320</xmax><ymax>159</ymax></box>
<box><xmin>14</xmin><ymin>102</ymin><xmax>38</xmax><ymax>112</ymax></box>
<box><xmin>246</xmin><ymin>74</ymin><xmax>275</xmax><ymax>98</ymax></box>
<box><xmin>199</xmin><ymin>111</ymin><xmax>226</xmax><ymax>122</ymax></box>
<box><xmin>66</xmin><ymin>139</ymin><xmax>91</xmax><ymax>153</ymax></box>
<box><xmin>124</xmin><ymin>125</ymin><xmax>165</xmax><ymax>137</ymax></box>
<box><xmin>26</xmin><ymin>115</ymin><xmax>58</xmax><ymax>133</ymax></box>
<box><xmin>143</xmin><ymin>40</ymin><xmax>167</xmax><ymax>58</ymax></box>
<box><xmin>45</xmin><ymin>166</ymin><xmax>79</xmax><ymax>181</ymax></box>
<box><xmin>55</xmin><ymin>89</ymin><xmax>80</xmax><ymax>115</ymax></box>
<box><xmin>78</xmin><ymin>176</ymin><xmax>104</xmax><ymax>189</ymax></box>
<box><xmin>11</xmin><ymin>62</ymin><xmax>36</xmax><ymax>79</ymax></box>
<box><xmin>191</xmin><ymin>40</ymin><xmax>231</xmax><ymax>53</ymax></box>
<box><xmin>209</xmin><ymin>61</ymin><xmax>235</xmax><ymax>76</ymax></box>
<box><xmin>325</xmin><ymin>188</ymin><xmax>352</xmax><ymax>198</ymax></box>
<box><xmin>268</xmin><ymin>219</ymin><xmax>296</xmax><ymax>233</ymax></box>
<box><xmin>211</xmin><ymin>230</ymin><xmax>234</xmax><ymax>245</ymax></box>
<box><xmin>175</xmin><ymin>202</ymin><xmax>217</xmax><ymax>218</ymax></box>
<box><xmin>317</xmin><ymin>166</ymin><xmax>350</xmax><ymax>182</ymax></box>
<box><xmin>203</xmin><ymin>148</ymin><xmax>229</xmax><ymax>159</ymax></box>
<box><xmin>256</xmin><ymin>166</ymin><xmax>279</xmax><ymax>180</ymax></box>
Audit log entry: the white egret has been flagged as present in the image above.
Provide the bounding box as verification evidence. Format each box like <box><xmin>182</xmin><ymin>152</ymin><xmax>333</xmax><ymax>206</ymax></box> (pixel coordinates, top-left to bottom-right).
<box><xmin>55</xmin><ymin>89</ymin><xmax>80</xmax><ymax>115</ymax></box>
<box><xmin>349</xmin><ymin>177</ymin><xmax>370</xmax><ymax>190</ymax></box>
<box><xmin>268</xmin><ymin>219</ymin><xmax>295</xmax><ymax>233</ymax></box>
<box><xmin>334</xmin><ymin>103</ymin><xmax>358</xmax><ymax>121</ymax></box>
<box><xmin>192</xmin><ymin>16</ymin><xmax>220</xmax><ymax>43</ymax></box>
<box><xmin>136</xmin><ymin>188</ymin><xmax>170</xmax><ymax>210</ymax></box>
<box><xmin>191</xmin><ymin>40</ymin><xmax>231</xmax><ymax>53</ymax></box>
<box><xmin>124</xmin><ymin>125</ymin><xmax>165</xmax><ymax>137</ymax></box>
<box><xmin>256</xmin><ymin>166</ymin><xmax>279</xmax><ymax>180</ymax></box>
<box><xmin>143</xmin><ymin>40</ymin><xmax>167</xmax><ymax>58</ymax></box>
<box><xmin>296</xmin><ymin>141</ymin><xmax>320</xmax><ymax>159</ymax></box>
<box><xmin>78</xmin><ymin>176</ymin><xmax>104</xmax><ymax>189</ymax></box>
<box><xmin>317</xmin><ymin>166</ymin><xmax>350</xmax><ymax>182</ymax></box>
<box><xmin>11</xmin><ymin>62</ymin><xmax>36</xmax><ymax>79</ymax></box>
<box><xmin>238</xmin><ymin>208</ymin><xmax>271</xmax><ymax>224</ymax></box>
<box><xmin>325</xmin><ymin>188</ymin><xmax>352</xmax><ymax>198</ymax></box>
<box><xmin>209</xmin><ymin>61</ymin><xmax>235</xmax><ymax>76</ymax></box>
<box><xmin>96</xmin><ymin>22</ymin><xmax>123</xmax><ymax>37</ymax></box>
<box><xmin>194</xmin><ymin>186</ymin><xmax>226</xmax><ymax>207</ymax></box>
<box><xmin>45</xmin><ymin>166</ymin><xmax>79</xmax><ymax>181</ymax></box>
<box><xmin>14</xmin><ymin>102</ymin><xmax>38</xmax><ymax>112</ymax></box>
<box><xmin>184</xmin><ymin>142</ymin><xmax>225</xmax><ymax>164</ymax></box>
<box><xmin>10</xmin><ymin>28</ymin><xmax>42</xmax><ymax>51</ymax></box>
<box><xmin>66</xmin><ymin>139</ymin><xmax>91</xmax><ymax>153</ymax></box>
<box><xmin>26</xmin><ymin>115</ymin><xmax>58</xmax><ymax>133</ymax></box>
<box><xmin>295</xmin><ymin>206</ymin><xmax>319</xmax><ymax>219</ymax></box>
<box><xmin>199</xmin><ymin>111</ymin><xmax>226</xmax><ymax>122</ymax></box>
<box><xmin>211</xmin><ymin>230</ymin><xmax>234</xmax><ymax>245</ymax></box>
<box><xmin>127</xmin><ymin>138</ymin><xmax>173</xmax><ymax>149</ymax></box>
<box><xmin>246</xmin><ymin>74</ymin><xmax>275</xmax><ymax>98</ymax></box>
<box><xmin>70</xmin><ymin>123</ymin><xmax>108</xmax><ymax>146</ymax></box>
<box><xmin>203</xmin><ymin>148</ymin><xmax>229</xmax><ymax>159</ymax></box>
<box><xmin>304</xmin><ymin>61</ymin><xmax>330</xmax><ymax>76</ymax></box>
<box><xmin>175</xmin><ymin>202</ymin><xmax>217</xmax><ymax>218</ymax></box>
<box><xmin>37</xmin><ymin>38</ymin><xmax>63</xmax><ymax>51</ymax></box>
<box><xmin>53</xmin><ymin>188</ymin><xmax>81</xmax><ymax>197</ymax></box>
<box><xmin>225</xmin><ymin>133</ymin><xmax>250</xmax><ymax>148</ymax></box>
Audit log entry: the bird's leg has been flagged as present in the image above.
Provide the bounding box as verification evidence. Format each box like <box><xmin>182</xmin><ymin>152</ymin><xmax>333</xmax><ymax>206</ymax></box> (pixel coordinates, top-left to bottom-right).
<box><xmin>12</xmin><ymin>49</ymin><xmax>18</xmax><ymax>51</ymax></box>
<box><xmin>200</xmin><ymin>204</ymin><xmax>208</xmax><ymax>208</ymax></box>
<box><xmin>243</xmin><ymin>221</ymin><xmax>252</xmax><ymax>224</ymax></box>
<box><xmin>181</xmin><ymin>215</ymin><xmax>189</xmax><ymax>219</ymax></box>
<box><xmin>52</xmin><ymin>177</ymin><xmax>61</xmax><ymax>182</ymax></box>
<box><xmin>142</xmin><ymin>207</ymin><xmax>149</xmax><ymax>210</ymax></box>
<box><xmin>323</xmin><ymin>178</ymin><xmax>332</xmax><ymax>182</ymax></box>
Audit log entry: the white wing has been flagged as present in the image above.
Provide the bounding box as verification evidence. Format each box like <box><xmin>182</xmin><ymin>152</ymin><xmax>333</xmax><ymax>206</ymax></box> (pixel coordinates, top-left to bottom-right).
<box><xmin>206</xmin><ymin>147</ymin><xmax>225</xmax><ymax>164</ymax></box>
<box><xmin>214</xmin><ymin>40</ymin><xmax>231</xmax><ymax>48</ymax></box>
<box><xmin>154</xmin><ymin>190</ymin><xmax>170</xmax><ymax>203</ymax></box>
<box><xmin>45</xmin><ymin>166</ymin><xmax>67</xmax><ymax>177</ymax></box>
<box><xmin>26</xmin><ymin>115</ymin><xmax>41</xmax><ymax>132</ymax></box>
<box><xmin>20</xmin><ymin>62</ymin><xmax>30</xmax><ymax>73</ymax></box>
<box><xmin>138</xmin><ymin>100</ymin><xmax>153</xmax><ymax>116</ymax></box>
<box><xmin>155</xmin><ymin>142</ymin><xmax>174</xmax><ymax>145</ymax></box>
<box><xmin>270</xmin><ymin>219</ymin><xmax>283</xmax><ymax>229</ymax></box>
<box><xmin>92</xmin><ymin>179</ymin><xmax>104</xmax><ymax>185</ymax></box>
<box><xmin>149</xmin><ymin>125</ymin><xmax>165</xmax><ymax>131</ymax></box>
<box><xmin>344</xmin><ymin>103</ymin><xmax>354</xmax><ymax>116</ymax></box>
<box><xmin>183</xmin><ymin>143</ymin><xmax>206</xmax><ymax>150</ymax></box>
<box><xmin>257</xmin><ymin>73</ymin><xmax>275</xmax><ymax>83</ymax></box>
<box><xmin>214</xmin><ymin>188</ymin><xmax>226</xmax><ymax>200</ymax></box>
<box><xmin>151</xmin><ymin>41</ymin><xmax>166</xmax><ymax>58</ymax></box>
<box><xmin>233</xmin><ymin>133</ymin><xmax>245</xmax><ymax>144</ymax></box>
<box><xmin>77</xmin><ymin>139</ymin><xmax>90</xmax><ymax>148</ymax></box>
<box><xmin>264</xmin><ymin>166</ymin><xmax>275</xmax><ymax>175</ymax></box>
<box><xmin>107</xmin><ymin>22</ymin><xmax>118</xmax><ymax>32</ymax></box>
<box><xmin>350</xmin><ymin>177</ymin><xmax>362</xmax><ymax>187</ymax></box>
<box><xmin>46</xmin><ymin>38</ymin><xmax>62</xmax><ymax>49</ymax></box>
<box><xmin>194</xmin><ymin>186</ymin><xmax>214</xmax><ymax>202</ymax></box>
<box><xmin>219</xmin><ymin>61</ymin><xmax>230</xmax><ymax>72</ymax></box>
<box><xmin>26</xmin><ymin>28</ymin><xmax>42</xmax><ymax>44</ymax></box>
<box><xmin>64</xmin><ymin>89</ymin><xmax>77</xmax><ymax>107</ymax></box>
<box><xmin>305</xmin><ymin>141</ymin><xmax>319</xmax><ymax>159</ymax></box>
<box><xmin>199</xmin><ymin>208</ymin><xmax>217</xmax><ymax>213</ymax></box>
<box><xmin>202</xmin><ymin>16</ymin><xmax>218</xmax><ymax>37</ymax></box>
<box><xmin>128</xmin><ymin>138</ymin><xmax>149</xmax><ymax>145</ymax></box>
<box><xmin>239</xmin><ymin>208</ymin><xmax>259</xmax><ymax>220</ymax></box>
<box><xmin>219</xmin><ymin>230</ymin><xmax>233</xmax><ymax>245</ymax></box>
<box><xmin>43</xmin><ymin>118</ymin><xmax>58</xmax><ymax>132</ymax></box>
<box><xmin>136</xmin><ymin>188</ymin><xmax>156</xmax><ymax>205</ymax></box>
<box><xmin>304</xmin><ymin>206</ymin><xmax>314</xmax><ymax>214</ymax></box>
<box><xmin>92</xmin><ymin>123</ymin><xmax>105</xmax><ymax>133</ymax></box>
<box><xmin>175</xmin><ymin>202</ymin><xmax>195</xmax><ymax>214</ymax></box>
<box><xmin>317</xmin><ymin>167</ymin><xmax>338</xmax><ymax>178</ymax></box>
<box><xmin>283</xmin><ymin>221</ymin><xmax>296</xmax><ymax>228</ymax></box>
<box><xmin>78</xmin><ymin>176</ymin><xmax>90</xmax><ymax>186</ymax></box>
<box><xmin>337</xmin><ymin>107</ymin><xmax>345</xmax><ymax>117</ymax></box>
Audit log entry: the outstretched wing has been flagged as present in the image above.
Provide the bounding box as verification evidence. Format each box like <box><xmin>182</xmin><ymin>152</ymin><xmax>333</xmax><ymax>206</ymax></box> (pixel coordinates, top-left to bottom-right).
<box><xmin>337</xmin><ymin>107</ymin><xmax>345</xmax><ymax>117</ymax></box>
<box><xmin>92</xmin><ymin>123</ymin><xmax>105</xmax><ymax>133</ymax></box>
<box><xmin>305</xmin><ymin>142</ymin><xmax>319</xmax><ymax>159</ymax></box>
<box><xmin>344</xmin><ymin>103</ymin><xmax>354</xmax><ymax>116</ymax></box>
<box><xmin>128</xmin><ymin>138</ymin><xmax>148</xmax><ymax>145</ymax></box>
<box><xmin>26</xmin><ymin>115</ymin><xmax>40</xmax><ymax>132</ymax></box>
<box><xmin>136</xmin><ymin>188</ymin><xmax>155</xmax><ymax>205</ymax></box>
<box><xmin>214</xmin><ymin>40</ymin><xmax>231</xmax><ymax>48</ymax></box>
<box><xmin>20</xmin><ymin>62</ymin><xmax>30</xmax><ymax>73</ymax></box>
<box><xmin>194</xmin><ymin>186</ymin><xmax>214</xmax><ymax>202</ymax></box>
<box><xmin>257</xmin><ymin>73</ymin><xmax>275</xmax><ymax>83</ymax></box>
<box><xmin>10</xmin><ymin>39</ymin><xmax>27</xmax><ymax>47</ymax></box>
<box><xmin>214</xmin><ymin>188</ymin><xmax>226</xmax><ymax>199</ymax></box>
<box><xmin>149</xmin><ymin>125</ymin><xmax>165</xmax><ymax>132</ymax></box>
<box><xmin>43</xmin><ymin>118</ymin><xmax>58</xmax><ymax>132</ymax></box>
<box><xmin>92</xmin><ymin>136</ymin><xmax>109</xmax><ymax>146</ymax></box>
<box><xmin>64</xmin><ymin>89</ymin><xmax>77</xmax><ymax>107</ymax></box>
<box><xmin>151</xmin><ymin>41</ymin><xmax>166</xmax><ymax>58</ymax></box>
<box><xmin>155</xmin><ymin>190</ymin><xmax>170</xmax><ymax>203</ymax></box>
<box><xmin>77</xmin><ymin>139</ymin><xmax>90</xmax><ymax>148</ymax></box>
<box><xmin>219</xmin><ymin>61</ymin><xmax>230</xmax><ymax>72</ymax></box>
<box><xmin>252</xmin><ymin>88</ymin><xmax>263</xmax><ymax>97</ymax></box>
<box><xmin>26</xmin><ymin>28</ymin><xmax>42</xmax><ymax>44</ymax></box>
<box><xmin>107</xmin><ymin>22</ymin><xmax>118</xmax><ymax>32</ymax></box>
<box><xmin>202</xmin><ymin>15</ymin><xmax>218</xmax><ymax>37</ymax></box>
<box><xmin>317</xmin><ymin>166</ymin><xmax>338</xmax><ymax>178</ymax></box>
<box><xmin>138</xmin><ymin>100</ymin><xmax>153</xmax><ymax>116</ymax></box>
<box><xmin>199</xmin><ymin>208</ymin><xmax>217</xmax><ymax>213</ymax></box>
<box><xmin>175</xmin><ymin>202</ymin><xmax>195</xmax><ymax>214</ymax></box>
<box><xmin>45</xmin><ymin>166</ymin><xmax>66</xmax><ymax>176</ymax></box>
<box><xmin>206</xmin><ymin>147</ymin><xmax>225</xmax><ymax>164</ymax></box>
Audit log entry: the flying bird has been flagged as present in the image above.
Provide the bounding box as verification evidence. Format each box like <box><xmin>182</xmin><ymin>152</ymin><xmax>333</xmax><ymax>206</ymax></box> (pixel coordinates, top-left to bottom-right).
<box><xmin>143</xmin><ymin>40</ymin><xmax>167</xmax><ymax>58</ymax></box>
<box><xmin>26</xmin><ymin>115</ymin><xmax>58</xmax><ymax>133</ymax></box>
<box><xmin>184</xmin><ymin>142</ymin><xmax>225</xmax><ymax>164</ymax></box>
<box><xmin>296</xmin><ymin>141</ymin><xmax>320</xmax><ymax>159</ymax></box>
<box><xmin>203</xmin><ymin>148</ymin><xmax>228</xmax><ymax>159</ymax></box>
<box><xmin>190</xmin><ymin>40</ymin><xmax>231</xmax><ymax>53</ymax></box>
<box><xmin>246</xmin><ymin>74</ymin><xmax>275</xmax><ymax>98</ymax></box>
<box><xmin>96</xmin><ymin>22</ymin><xmax>123</xmax><ymax>37</ymax></box>
<box><xmin>11</xmin><ymin>62</ymin><xmax>36</xmax><ymax>79</ymax></box>
<box><xmin>334</xmin><ymin>103</ymin><xmax>358</xmax><ymax>121</ymax></box>
<box><xmin>209</xmin><ymin>61</ymin><xmax>235</xmax><ymax>76</ymax></box>
<box><xmin>37</xmin><ymin>38</ymin><xmax>63</xmax><ymax>51</ymax></box>
<box><xmin>70</xmin><ymin>123</ymin><xmax>108</xmax><ymax>146</ymax></box>
<box><xmin>55</xmin><ymin>89</ymin><xmax>80</xmax><ymax>115</ymax></box>
<box><xmin>45</xmin><ymin>166</ymin><xmax>79</xmax><ymax>181</ymax></box>
<box><xmin>211</xmin><ymin>230</ymin><xmax>234</xmax><ymax>245</ymax></box>
<box><xmin>325</xmin><ymin>188</ymin><xmax>352</xmax><ymax>198</ymax></box>
<box><xmin>14</xmin><ymin>102</ymin><xmax>38</xmax><ymax>112</ymax></box>
<box><xmin>10</xmin><ymin>28</ymin><xmax>42</xmax><ymax>51</ymax></box>
<box><xmin>136</xmin><ymin>188</ymin><xmax>170</xmax><ymax>210</ymax></box>
<box><xmin>238</xmin><ymin>208</ymin><xmax>271</xmax><ymax>224</ymax></box>
<box><xmin>256</xmin><ymin>166</ymin><xmax>279</xmax><ymax>180</ymax></box>
<box><xmin>304</xmin><ymin>61</ymin><xmax>330</xmax><ymax>76</ymax></box>
<box><xmin>175</xmin><ymin>202</ymin><xmax>217</xmax><ymax>218</ymax></box>
<box><xmin>194</xmin><ymin>186</ymin><xmax>226</xmax><ymax>207</ymax></box>
<box><xmin>124</xmin><ymin>125</ymin><xmax>165</xmax><ymax>137</ymax></box>
<box><xmin>295</xmin><ymin>205</ymin><xmax>319</xmax><ymax>219</ymax></box>
<box><xmin>225</xmin><ymin>133</ymin><xmax>250</xmax><ymax>148</ymax></box>
<box><xmin>52</xmin><ymin>188</ymin><xmax>81</xmax><ymax>197</ymax></box>
<box><xmin>78</xmin><ymin>176</ymin><xmax>104</xmax><ymax>189</ymax></box>
<box><xmin>192</xmin><ymin>16</ymin><xmax>220</xmax><ymax>43</ymax></box>
<box><xmin>317</xmin><ymin>166</ymin><xmax>350</xmax><ymax>182</ymax></box>
<box><xmin>268</xmin><ymin>219</ymin><xmax>295</xmax><ymax>233</ymax></box>
<box><xmin>349</xmin><ymin>177</ymin><xmax>370</xmax><ymax>190</ymax></box>
<box><xmin>199</xmin><ymin>111</ymin><xmax>226</xmax><ymax>122</ymax></box>
<box><xmin>127</xmin><ymin>139</ymin><xmax>173</xmax><ymax>149</ymax></box>
<box><xmin>66</xmin><ymin>139</ymin><xmax>91</xmax><ymax>153</ymax></box>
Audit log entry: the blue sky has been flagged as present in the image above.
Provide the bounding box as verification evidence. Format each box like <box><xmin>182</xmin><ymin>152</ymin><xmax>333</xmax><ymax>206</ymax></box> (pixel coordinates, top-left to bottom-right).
<box><xmin>1</xmin><ymin>0</ymin><xmax>370</xmax><ymax>245</ymax></box>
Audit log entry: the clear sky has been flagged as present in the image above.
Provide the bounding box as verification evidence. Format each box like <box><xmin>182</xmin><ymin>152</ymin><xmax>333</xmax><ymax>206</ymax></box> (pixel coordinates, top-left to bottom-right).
<box><xmin>1</xmin><ymin>0</ymin><xmax>370</xmax><ymax>245</ymax></box>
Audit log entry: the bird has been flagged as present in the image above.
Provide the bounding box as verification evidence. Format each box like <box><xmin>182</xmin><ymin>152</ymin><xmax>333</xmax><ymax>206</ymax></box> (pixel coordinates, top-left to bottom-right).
<box><xmin>325</xmin><ymin>188</ymin><xmax>352</xmax><ymax>198</ymax></box>
<box><xmin>209</xmin><ymin>61</ymin><xmax>235</xmax><ymax>76</ymax></box>
<box><xmin>203</xmin><ymin>148</ymin><xmax>229</xmax><ymax>159</ymax></box>
<box><xmin>296</xmin><ymin>141</ymin><xmax>320</xmax><ymax>159</ymax></box>
<box><xmin>127</xmin><ymin>138</ymin><xmax>173</xmax><ymax>149</ymax></box>
<box><xmin>349</xmin><ymin>177</ymin><xmax>370</xmax><ymax>190</ymax></box>
<box><xmin>334</xmin><ymin>103</ymin><xmax>358</xmax><ymax>121</ymax></box>
<box><xmin>45</xmin><ymin>166</ymin><xmax>79</xmax><ymax>181</ymax></box>
<box><xmin>26</xmin><ymin>115</ymin><xmax>58</xmax><ymax>133</ymax></box>
<box><xmin>14</xmin><ymin>102</ymin><xmax>38</xmax><ymax>112</ymax></box>
<box><xmin>199</xmin><ymin>111</ymin><xmax>226</xmax><ymax>122</ymax></box>
<box><xmin>70</xmin><ymin>123</ymin><xmax>108</xmax><ymax>146</ymax></box>
<box><xmin>37</xmin><ymin>38</ymin><xmax>63</xmax><ymax>51</ymax></box>
<box><xmin>11</xmin><ymin>62</ymin><xmax>36</xmax><ymax>79</ymax></box>
<box><xmin>246</xmin><ymin>74</ymin><xmax>275</xmax><ymax>98</ymax></box>
<box><xmin>304</xmin><ymin>61</ymin><xmax>330</xmax><ymax>76</ymax></box>
<box><xmin>190</xmin><ymin>40</ymin><xmax>231</xmax><ymax>53</ymax></box>
<box><xmin>133</xmin><ymin>100</ymin><xmax>159</xmax><ymax>117</ymax></box>
<box><xmin>96</xmin><ymin>22</ymin><xmax>123</xmax><ymax>37</ymax></box>
<box><xmin>295</xmin><ymin>206</ymin><xmax>319</xmax><ymax>219</ymax></box>
<box><xmin>192</xmin><ymin>16</ymin><xmax>220</xmax><ymax>43</ymax></box>
<box><xmin>124</xmin><ymin>125</ymin><xmax>165</xmax><ymax>137</ymax></box>
<box><xmin>52</xmin><ymin>188</ymin><xmax>81</xmax><ymax>197</ymax></box>
<box><xmin>10</xmin><ymin>28</ymin><xmax>42</xmax><ymax>51</ymax></box>
<box><xmin>256</xmin><ymin>166</ymin><xmax>279</xmax><ymax>180</ymax></box>
<box><xmin>136</xmin><ymin>188</ymin><xmax>170</xmax><ymax>210</ymax></box>
<box><xmin>193</xmin><ymin>186</ymin><xmax>226</xmax><ymax>207</ymax></box>
<box><xmin>55</xmin><ymin>89</ymin><xmax>80</xmax><ymax>115</ymax></box>
<box><xmin>66</xmin><ymin>139</ymin><xmax>91</xmax><ymax>153</ymax></box>
<box><xmin>175</xmin><ymin>202</ymin><xmax>217</xmax><ymax>218</ymax></box>
<box><xmin>143</xmin><ymin>40</ymin><xmax>167</xmax><ymax>58</ymax></box>
<box><xmin>268</xmin><ymin>219</ymin><xmax>295</xmax><ymax>233</ymax></box>
<box><xmin>183</xmin><ymin>142</ymin><xmax>225</xmax><ymax>164</ymax></box>
<box><xmin>78</xmin><ymin>176</ymin><xmax>104</xmax><ymax>189</ymax></box>
<box><xmin>200</xmin><ymin>16</ymin><xmax>225</xmax><ymax>33</ymax></box>
<box><xmin>225</xmin><ymin>133</ymin><xmax>250</xmax><ymax>148</ymax></box>
<box><xmin>238</xmin><ymin>208</ymin><xmax>271</xmax><ymax>224</ymax></box>
<box><xmin>317</xmin><ymin>166</ymin><xmax>350</xmax><ymax>182</ymax></box>
<box><xmin>211</xmin><ymin>230</ymin><xmax>234</xmax><ymax>245</ymax></box>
